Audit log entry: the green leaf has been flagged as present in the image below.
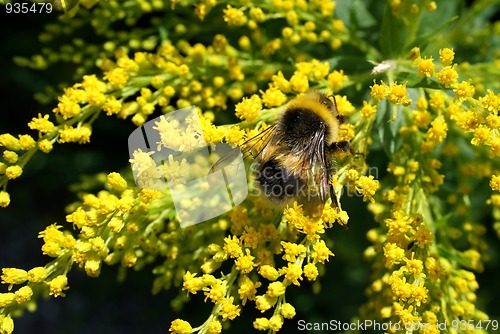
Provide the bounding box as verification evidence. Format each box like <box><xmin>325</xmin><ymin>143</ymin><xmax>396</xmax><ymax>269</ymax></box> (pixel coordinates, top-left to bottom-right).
<box><xmin>409</xmin><ymin>15</ymin><xmax>459</xmax><ymax>53</ymax></box>
<box><xmin>350</xmin><ymin>0</ymin><xmax>378</xmax><ymax>29</ymax></box>
<box><xmin>394</xmin><ymin>71</ymin><xmax>445</xmax><ymax>89</ymax></box>
<box><xmin>374</xmin><ymin>100</ymin><xmax>404</xmax><ymax>159</ymax></box>
<box><xmin>336</xmin><ymin>0</ymin><xmax>378</xmax><ymax>29</ymax></box>
<box><xmin>379</xmin><ymin>4</ymin><xmax>406</xmax><ymax>58</ymax></box>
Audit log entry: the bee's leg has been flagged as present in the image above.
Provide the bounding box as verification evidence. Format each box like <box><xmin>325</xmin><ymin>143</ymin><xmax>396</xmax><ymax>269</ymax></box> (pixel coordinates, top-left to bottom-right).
<box><xmin>331</xmin><ymin>141</ymin><xmax>351</xmax><ymax>153</ymax></box>
<box><xmin>329</xmin><ymin>182</ymin><xmax>348</xmax><ymax>230</ymax></box>
<box><xmin>325</xmin><ymin>146</ymin><xmax>348</xmax><ymax>230</ymax></box>
<box><xmin>329</xmin><ymin>182</ymin><xmax>340</xmax><ymax>210</ymax></box>
<box><xmin>333</xmin><ymin>141</ymin><xmax>365</xmax><ymax>159</ymax></box>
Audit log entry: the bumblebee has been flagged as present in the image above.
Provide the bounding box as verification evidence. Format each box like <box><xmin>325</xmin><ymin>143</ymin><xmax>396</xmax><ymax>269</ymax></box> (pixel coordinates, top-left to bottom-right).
<box><xmin>210</xmin><ymin>91</ymin><xmax>351</xmax><ymax>218</ymax></box>
<box><xmin>246</xmin><ymin>91</ymin><xmax>351</xmax><ymax>217</ymax></box>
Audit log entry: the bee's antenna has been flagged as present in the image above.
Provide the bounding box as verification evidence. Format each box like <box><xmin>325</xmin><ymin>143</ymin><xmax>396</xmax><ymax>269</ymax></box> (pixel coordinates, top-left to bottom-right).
<box><xmin>327</xmin><ymin>94</ymin><xmax>339</xmax><ymax>113</ymax></box>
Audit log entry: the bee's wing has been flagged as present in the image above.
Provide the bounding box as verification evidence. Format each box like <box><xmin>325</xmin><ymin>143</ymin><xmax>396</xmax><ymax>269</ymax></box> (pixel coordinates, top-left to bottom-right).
<box><xmin>300</xmin><ymin>126</ymin><xmax>330</xmax><ymax>218</ymax></box>
<box><xmin>208</xmin><ymin>146</ymin><xmax>242</xmax><ymax>174</ymax></box>
<box><xmin>209</xmin><ymin>125</ymin><xmax>277</xmax><ymax>175</ymax></box>
<box><xmin>241</xmin><ymin>125</ymin><xmax>277</xmax><ymax>159</ymax></box>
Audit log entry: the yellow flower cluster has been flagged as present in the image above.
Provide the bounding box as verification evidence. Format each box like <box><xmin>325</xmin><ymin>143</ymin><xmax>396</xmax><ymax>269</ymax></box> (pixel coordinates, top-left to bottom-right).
<box><xmin>370</xmin><ymin>81</ymin><xmax>412</xmax><ymax>106</ymax></box>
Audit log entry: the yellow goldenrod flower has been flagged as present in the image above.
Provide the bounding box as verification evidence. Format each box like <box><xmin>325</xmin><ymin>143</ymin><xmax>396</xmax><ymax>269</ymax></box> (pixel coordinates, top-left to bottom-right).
<box><xmin>268</xmin><ymin>314</ymin><xmax>284</xmax><ymax>331</ymax></box>
<box><xmin>426</xmin><ymin>1</ymin><xmax>437</xmax><ymax>11</ymax></box>
<box><xmin>320</xmin><ymin>203</ymin><xmax>338</xmax><ymax>226</ymax></box>
<box><xmin>203</xmin><ymin>279</ymin><xmax>226</xmax><ymax>303</ymax></box>
<box><xmin>235</xmin><ymin>249</ymin><xmax>256</xmax><ymax>274</ymax></box>
<box><xmin>413</xmin><ymin>224</ymin><xmax>434</xmax><ymax>248</ymax></box>
<box><xmin>334</xmin><ymin>95</ymin><xmax>356</xmax><ymax>116</ymax></box>
<box><xmin>332</xmin><ymin>19</ymin><xmax>345</xmax><ymax>33</ymax></box>
<box><xmin>280</xmin><ymin>302</ymin><xmax>296</xmax><ymax>319</ymax></box>
<box><xmin>289</xmin><ymin>71</ymin><xmax>309</xmax><ymax>93</ymax></box>
<box><xmin>471</xmin><ymin>125</ymin><xmax>492</xmax><ymax>146</ymax></box>
<box><xmin>223</xmin><ymin>5</ymin><xmax>247</xmax><ymax>26</ymax></box>
<box><xmin>258</xmin><ymin>265</ymin><xmax>280</xmax><ymax>281</ymax></box>
<box><xmin>479</xmin><ymin>89</ymin><xmax>500</xmax><ymax>113</ymax></box>
<box><xmin>234</xmin><ymin>95</ymin><xmax>262</xmax><ymax>122</ymax></box>
<box><xmin>253</xmin><ymin>317</ymin><xmax>269</xmax><ymax>330</ymax></box>
<box><xmin>409</xmin><ymin>47</ymin><xmax>420</xmax><ymax>60</ymax></box>
<box><xmin>401</xmin><ymin>256</ymin><xmax>425</xmax><ymax>279</ymax></box>
<box><xmin>312</xmin><ymin>240</ymin><xmax>334</xmax><ymax>264</ymax></box>
<box><xmin>241</xmin><ymin>226</ymin><xmax>261</xmax><ymax>249</ymax></box>
<box><xmin>394</xmin><ymin>304</ymin><xmax>421</xmax><ymax>326</ymax></box>
<box><xmin>47</xmin><ymin>275</ymin><xmax>69</xmax><ymax>297</ymax></box>
<box><xmin>27</xmin><ymin>267</ymin><xmax>47</xmax><ymax>283</ymax></box>
<box><xmin>260</xmin><ymin>86</ymin><xmax>287</xmax><ymax>108</ymax></box>
<box><xmin>267</xmin><ymin>281</ymin><xmax>286</xmax><ymax>297</ymax></box>
<box><xmin>54</xmin><ymin>95</ymin><xmax>81</xmax><ymax>119</ymax></box>
<box><xmin>207</xmin><ymin>319</ymin><xmax>222</xmax><ymax>334</ymax></box>
<box><xmin>104</xmin><ymin>68</ymin><xmax>129</xmax><ymax>88</ymax></box>
<box><xmin>5</xmin><ymin>165</ymin><xmax>23</xmax><ymax>180</ymax></box>
<box><xmin>27</xmin><ymin>114</ymin><xmax>55</xmax><ymax>135</ymax></box>
<box><xmin>1</xmin><ymin>268</ymin><xmax>28</xmax><ymax>290</ymax></box>
<box><xmin>435</xmin><ymin>64</ymin><xmax>458</xmax><ymax>87</ymax></box>
<box><xmin>0</xmin><ymin>191</ymin><xmax>10</xmax><ymax>208</ymax></box>
<box><xmin>425</xmin><ymin>115</ymin><xmax>448</xmax><ymax>145</ymax></box>
<box><xmin>271</xmin><ymin>71</ymin><xmax>291</xmax><ymax>92</ymax></box>
<box><xmin>219</xmin><ymin>296</ymin><xmax>240</xmax><ymax>320</ymax></box>
<box><xmin>223</xmin><ymin>235</ymin><xmax>243</xmax><ymax>258</ymax></box>
<box><xmin>0</xmin><ymin>134</ymin><xmax>22</xmax><ymax>151</ymax></box>
<box><xmin>361</xmin><ymin>101</ymin><xmax>377</xmax><ymax>119</ymax></box>
<box><xmin>169</xmin><ymin>319</ymin><xmax>192</xmax><ymax>334</ymax></box>
<box><xmin>281</xmin><ymin>242</ymin><xmax>306</xmax><ymax>262</ymax></box>
<box><xmin>416</xmin><ymin>56</ymin><xmax>436</xmax><ymax>77</ymax></box>
<box><xmin>453</xmin><ymin>80</ymin><xmax>475</xmax><ymax>101</ymax></box>
<box><xmin>439</xmin><ymin>47</ymin><xmax>455</xmax><ymax>66</ymax></box>
<box><xmin>0</xmin><ymin>316</ymin><xmax>14</xmax><ymax>334</ymax></box>
<box><xmin>296</xmin><ymin>61</ymin><xmax>315</xmax><ymax>75</ymax></box>
<box><xmin>37</xmin><ymin>139</ymin><xmax>53</xmax><ymax>153</ymax></box>
<box><xmin>486</xmin><ymin>114</ymin><xmax>500</xmax><ymax>129</ymax></box>
<box><xmin>490</xmin><ymin>174</ymin><xmax>500</xmax><ymax>191</ymax></box>
<box><xmin>238</xmin><ymin>275</ymin><xmax>261</xmax><ymax>304</ymax></box>
<box><xmin>106</xmin><ymin>172</ymin><xmax>128</xmax><ymax>193</ymax></box>
<box><xmin>338</xmin><ymin>123</ymin><xmax>355</xmax><ymax>142</ymax></box>
<box><xmin>387</xmin><ymin>82</ymin><xmax>412</xmax><ymax>106</ymax></box>
<box><xmin>18</xmin><ymin>135</ymin><xmax>36</xmax><ymax>150</ymax></box>
<box><xmin>370</xmin><ymin>80</ymin><xmax>388</xmax><ymax>100</ymax></box>
<box><xmin>116</xmin><ymin>56</ymin><xmax>139</xmax><ymax>72</ymax></box>
<box><xmin>383</xmin><ymin>243</ymin><xmax>405</xmax><ymax>267</ymax></box>
<box><xmin>102</xmin><ymin>96</ymin><xmax>122</xmax><ymax>116</ymax></box>
<box><xmin>14</xmin><ymin>285</ymin><xmax>33</xmax><ymax>304</ymax></box>
<box><xmin>355</xmin><ymin>175</ymin><xmax>380</xmax><ymax>202</ymax></box>
<box><xmin>279</xmin><ymin>263</ymin><xmax>303</xmax><ymax>286</ymax></box>
<box><xmin>487</xmin><ymin>194</ymin><xmax>500</xmax><ymax>206</ymax></box>
<box><xmin>328</xmin><ymin>69</ymin><xmax>348</xmax><ymax>92</ymax></box>
<box><xmin>330</xmin><ymin>38</ymin><xmax>342</xmax><ymax>50</ymax></box>
<box><xmin>312</xmin><ymin>61</ymin><xmax>330</xmax><ymax>80</ymax></box>
<box><xmin>255</xmin><ymin>294</ymin><xmax>277</xmax><ymax>312</ymax></box>
<box><xmin>0</xmin><ymin>293</ymin><xmax>16</xmax><ymax>308</ymax></box>
<box><xmin>303</xmin><ymin>263</ymin><xmax>319</xmax><ymax>281</ymax></box>
<box><xmin>2</xmin><ymin>151</ymin><xmax>18</xmax><ymax>164</ymax></box>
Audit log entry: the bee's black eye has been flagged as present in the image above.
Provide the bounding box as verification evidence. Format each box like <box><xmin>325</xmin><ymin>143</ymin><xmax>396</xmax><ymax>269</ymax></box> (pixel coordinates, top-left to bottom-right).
<box><xmin>336</xmin><ymin>115</ymin><xmax>345</xmax><ymax>123</ymax></box>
